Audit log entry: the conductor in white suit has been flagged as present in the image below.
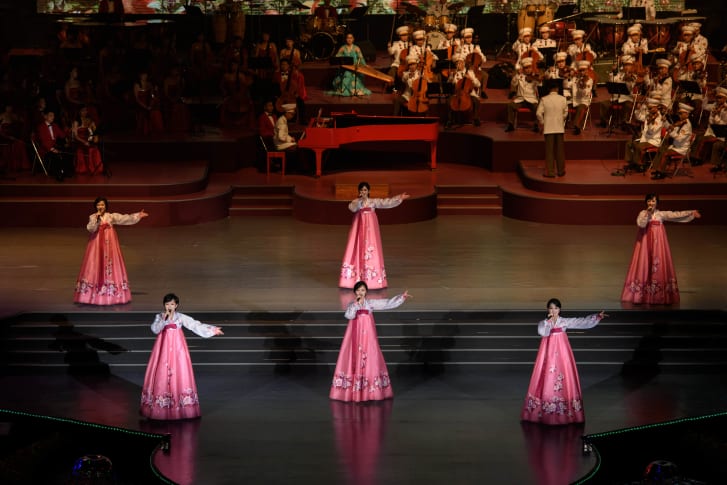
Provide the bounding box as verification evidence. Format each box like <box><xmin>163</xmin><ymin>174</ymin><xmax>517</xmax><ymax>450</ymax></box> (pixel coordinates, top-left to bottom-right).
<box><xmin>537</xmin><ymin>79</ymin><xmax>569</xmax><ymax>177</ymax></box>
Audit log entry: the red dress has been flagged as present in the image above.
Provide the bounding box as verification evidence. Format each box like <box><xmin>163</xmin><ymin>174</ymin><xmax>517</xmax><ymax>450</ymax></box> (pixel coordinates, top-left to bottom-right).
<box><xmin>74</xmin><ymin>212</ymin><xmax>144</xmax><ymax>305</ymax></box>
<box><xmin>135</xmin><ymin>87</ymin><xmax>164</xmax><ymax>135</ymax></box>
<box><xmin>621</xmin><ymin>209</ymin><xmax>696</xmax><ymax>305</ymax></box>
<box><xmin>74</xmin><ymin>125</ymin><xmax>103</xmax><ymax>175</ymax></box>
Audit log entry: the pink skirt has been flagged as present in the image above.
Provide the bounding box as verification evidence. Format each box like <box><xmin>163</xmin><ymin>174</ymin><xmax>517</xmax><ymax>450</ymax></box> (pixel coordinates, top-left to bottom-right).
<box><xmin>140</xmin><ymin>324</ymin><xmax>201</xmax><ymax>420</ymax></box>
<box><xmin>339</xmin><ymin>208</ymin><xmax>388</xmax><ymax>289</ymax></box>
<box><xmin>330</xmin><ymin>310</ymin><xmax>393</xmax><ymax>402</ymax></box>
<box><xmin>521</xmin><ymin>329</ymin><xmax>585</xmax><ymax>425</ymax></box>
<box><xmin>73</xmin><ymin>224</ymin><xmax>132</xmax><ymax>305</ymax></box>
<box><xmin>621</xmin><ymin>221</ymin><xmax>680</xmax><ymax>304</ymax></box>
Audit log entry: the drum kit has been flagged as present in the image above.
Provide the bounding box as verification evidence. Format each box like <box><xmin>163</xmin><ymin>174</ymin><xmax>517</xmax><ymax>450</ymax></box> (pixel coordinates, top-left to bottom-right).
<box><xmin>296</xmin><ymin>1</ymin><xmax>350</xmax><ymax>60</ymax></box>
<box><xmin>397</xmin><ymin>2</ymin><xmax>465</xmax><ymax>49</ymax></box>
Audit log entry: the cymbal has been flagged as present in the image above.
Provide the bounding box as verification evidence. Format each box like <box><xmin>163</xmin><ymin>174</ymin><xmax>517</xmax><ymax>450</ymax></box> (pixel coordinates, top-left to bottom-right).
<box><xmin>447</xmin><ymin>2</ymin><xmax>465</xmax><ymax>12</ymax></box>
<box><xmin>400</xmin><ymin>2</ymin><xmax>424</xmax><ymax>15</ymax></box>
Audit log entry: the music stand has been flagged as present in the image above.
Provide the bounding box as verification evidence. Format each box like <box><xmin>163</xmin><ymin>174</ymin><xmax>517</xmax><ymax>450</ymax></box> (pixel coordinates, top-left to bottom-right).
<box><xmin>539</xmin><ymin>47</ymin><xmax>556</xmax><ymax>68</ymax></box>
<box><xmin>621</xmin><ymin>7</ymin><xmax>646</xmax><ymax>22</ymax></box>
<box><xmin>678</xmin><ymin>80</ymin><xmax>702</xmax><ymax>96</ymax></box>
<box><xmin>642</xmin><ymin>50</ymin><xmax>667</xmax><ymax>66</ymax></box>
<box><xmin>604</xmin><ymin>82</ymin><xmax>631</xmax><ymax>135</ymax></box>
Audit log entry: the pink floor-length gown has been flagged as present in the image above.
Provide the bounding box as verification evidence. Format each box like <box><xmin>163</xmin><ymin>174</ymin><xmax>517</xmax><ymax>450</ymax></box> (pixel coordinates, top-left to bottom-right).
<box><xmin>140</xmin><ymin>312</ymin><xmax>218</xmax><ymax>420</ymax></box>
<box><xmin>330</xmin><ymin>294</ymin><xmax>406</xmax><ymax>402</ymax></box>
<box><xmin>73</xmin><ymin>212</ymin><xmax>143</xmax><ymax>305</ymax></box>
<box><xmin>339</xmin><ymin>195</ymin><xmax>404</xmax><ymax>290</ymax></box>
<box><xmin>621</xmin><ymin>209</ymin><xmax>696</xmax><ymax>305</ymax></box>
<box><xmin>521</xmin><ymin>314</ymin><xmax>602</xmax><ymax>425</ymax></box>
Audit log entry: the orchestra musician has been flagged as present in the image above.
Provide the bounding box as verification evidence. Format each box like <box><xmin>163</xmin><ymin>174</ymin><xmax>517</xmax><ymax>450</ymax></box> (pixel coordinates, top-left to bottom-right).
<box><xmin>505</xmin><ymin>57</ymin><xmax>541</xmax><ymax>133</ymax></box>
<box><xmin>392</xmin><ymin>55</ymin><xmax>421</xmax><ymax>116</ymax></box>
<box><xmin>533</xmin><ymin>25</ymin><xmax>556</xmax><ymax>50</ymax></box>
<box><xmin>258</xmin><ymin>100</ymin><xmax>277</xmax><ymax>138</ymax></box>
<box><xmin>36</xmin><ymin>108</ymin><xmax>73</xmax><ymax>181</ymax></box>
<box><xmin>442</xmin><ymin>23</ymin><xmax>458</xmax><ymax>49</ymax></box>
<box><xmin>427</xmin><ymin>0</ymin><xmax>451</xmax><ymax>17</ymax></box>
<box><xmin>274</xmin><ymin>58</ymin><xmax>307</xmax><ymax>124</ymax></box>
<box><xmin>691</xmin><ymin>87</ymin><xmax>727</xmax><ymax>166</ymax></box>
<box><xmin>388</xmin><ymin>26</ymin><xmax>410</xmax><ymax>83</ymax></box>
<box><xmin>409</xmin><ymin>30</ymin><xmax>438</xmax><ymax>80</ymax></box>
<box><xmin>571</xmin><ymin>60</ymin><xmax>593</xmax><ymax>135</ymax></box>
<box><xmin>512</xmin><ymin>27</ymin><xmax>542</xmax><ymax>71</ymax></box>
<box><xmin>599</xmin><ymin>55</ymin><xmax>645</xmax><ymax>129</ymax></box>
<box><xmin>447</xmin><ymin>53</ymin><xmax>482</xmax><ymax>127</ymax></box>
<box><xmin>650</xmin><ymin>58</ymin><xmax>673</xmax><ymax>111</ymax></box>
<box><xmin>545</xmin><ymin>52</ymin><xmax>574</xmax><ymax>108</ymax></box>
<box><xmin>279</xmin><ymin>37</ymin><xmax>303</xmax><ymax>69</ymax></box>
<box><xmin>622</xmin><ymin>24</ymin><xmax>648</xmax><ymax>59</ymax></box>
<box><xmin>673</xmin><ymin>53</ymin><xmax>707</xmax><ymax>117</ymax></box>
<box><xmin>253</xmin><ymin>32</ymin><xmax>279</xmax><ymax>80</ymax></box>
<box><xmin>651</xmin><ymin>103</ymin><xmax>694</xmax><ymax>179</ymax></box>
<box><xmin>624</xmin><ymin>97</ymin><xmax>663</xmax><ymax>169</ymax></box>
<box><xmin>672</xmin><ymin>25</ymin><xmax>706</xmax><ymax>71</ymax></box>
<box><xmin>274</xmin><ymin>103</ymin><xmax>298</xmax><ymax>152</ymax></box>
<box><xmin>457</xmin><ymin>27</ymin><xmax>488</xmax><ymax>98</ymax></box>
<box><xmin>690</xmin><ymin>22</ymin><xmax>709</xmax><ymax>58</ymax></box>
<box><xmin>567</xmin><ymin>30</ymin><xmax>597</xmax><ymax>70</ymax></box>
<box><xmin>313</xmin><ymin>0</ymin><xmax>338</xmax><ymax>22</ymax></box>
<box><xmin>330</xmin><ymin>33</ymin><xmax>371</xmax><ymax>97</ymax></box>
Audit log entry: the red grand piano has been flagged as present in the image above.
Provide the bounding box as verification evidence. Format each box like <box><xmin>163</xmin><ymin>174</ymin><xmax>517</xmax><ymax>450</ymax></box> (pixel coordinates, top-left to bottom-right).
<box><xmin>298</xmin><ymin>112</ymin><xmax>440</xmax><ymax>177</ymax></box>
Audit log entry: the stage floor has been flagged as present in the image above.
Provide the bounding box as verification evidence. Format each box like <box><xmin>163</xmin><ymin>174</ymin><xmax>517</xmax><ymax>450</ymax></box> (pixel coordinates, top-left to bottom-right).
<box><xmin>1</xmin><ymin>215</ymin><xmax>726</xmax><ymax>484</ymax></box>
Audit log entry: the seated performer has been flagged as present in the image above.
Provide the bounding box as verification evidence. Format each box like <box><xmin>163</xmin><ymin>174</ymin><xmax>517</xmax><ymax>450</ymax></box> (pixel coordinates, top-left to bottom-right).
<box><xmin>651</xmin><ymin>103</ymin><xmax>693</xmax><ymax>179</ymax></box>
<box><xmin>533</xmin><ymin>25</ymin><xmax>556</xmax><ymax>50</ymax></box>
<box><xmin>279</xmin><ymin>37</ymin><xmax>303</xmax><ymax>69</ymax></box>
<box><xmin>567</xmin><ymin>30</ymin><xmax>596</xmax><ymax>70</ymax></box>
<box><xmin>599</xmin><ymin>55</ymin><xmax>645</xmax><ymax>129</ymax></box>
<box><xmin>622</xmin><ymin>24</ymin><xmax>648</xmax><ymax>60</ymax></box>
<box><xmin>571</xmin><ymin>60</ymin><xmax>593</xmax><ymax>135</ymax></box>
<box><xmin>457</xmin><ymin>27</ymin><xmax>487</xmax><ymax>98</ymax></box>
<box><xmin>690</xmin><ymin>22</ymin><xmax>709</xmax><ymax>59</ymax></box>
<box><xmin>274</xmin><ymin>58</ymin><xmax>307</xmax><ymax>123</ymax></box>
<box><xmin>545</xmin><ymin>52</ymin><xmax>573</xmax><ymax>107</ymax></box>
<box><xmin>447</xmin><ymin>53</ymin><xmax>482</xmax><ymax>127</ymax></box>
<box><xmin>388</xmin><ymin>26</ymin><xmax>410</xmax><ymax>83</ymax></box>
<box><xmin>624</xmin><ymin>98</ymin><xmax>663</xmax><ymax>170</ymax></box>
<box><xmin>650</xmin><ymin>58</ymin><xmax>673</xmax><ymax>111</ymax></box>
<box><xmin>258</xmin><ymin>99</ymin><xmax>277</xmax><ymax>138</ymax></box>
<box><xmin>673</xmin><ymin>53</ymin><xmax>707</xmax><ymax>116</ymax></box>
<box><xmin>393</xmin><ymin>54</ymin><xmax>423</xmax><ymax>116</ymax></box>
<box><xmin>691</xmin><ymin>87</ymin><xmax>727</xmax><ymax>165</ymax></box>
<box><xmin>36</xmin><ymin>109</ymin><xmax>73</xmax><ymax>181</ymax></box>
<box><xmin>506</xmin><ymin>57</ymin><xmax>540</xmax><ymax>132</ymax></box>
<box><xmin>672</xmin><ymin>25</ymin><xmax>706</xmax><ymax>70</ymax></box>
<box><xmin>72</xmin><ymin>106</ymin><xmax>103</xmax><ymax>176</ymax></box>
<box><xmin>512</xmin><ymin>27</ymin><xmax>542</xmax><ymax>71</ymax></box>
<box><xmin>442</xmin><ymin>23</ymin><xmax>458</xmax><ymax>49</ymax></box>
<box><xmin>329</xmin><ymin>33</ymin><xmax>371</xmax><ymax>96</ymax></box>
<box><xmin>274</xmin><ymin>103</ymin><xmax>298</xmax><ymax>151</ymax></box>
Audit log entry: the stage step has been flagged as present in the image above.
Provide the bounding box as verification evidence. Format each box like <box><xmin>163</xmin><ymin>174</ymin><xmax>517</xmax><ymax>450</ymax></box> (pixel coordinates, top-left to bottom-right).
<box><xmin>2</xmin><ymin>311</ymin><xmax>725</xmax><ymax>372</ymax></box>
<box><xmin>436</xmin><ymin>185</ymin><xmax>502</xmax><ymax>216</ymax></box>
<box><xmin>229</xmin><ymin>185</ymin><xmax>294</xmax><ymax>216</ymax></box>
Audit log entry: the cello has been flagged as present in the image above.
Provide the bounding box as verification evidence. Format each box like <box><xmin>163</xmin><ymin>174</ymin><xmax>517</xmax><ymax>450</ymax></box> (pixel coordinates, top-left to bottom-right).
<box><xmin>408</xmin><ymin>49</ymin><xmax>431</xmax><ymax>114</ymax></box>
<box><xmin>275</xmin><ymin>64</ymin><xmax>300</xmax><ymax>114</ymax></box>
<box><xmin>449</xmin><ymin>64</ymin><xmax>473</xmax><ymax>113</ymax></box>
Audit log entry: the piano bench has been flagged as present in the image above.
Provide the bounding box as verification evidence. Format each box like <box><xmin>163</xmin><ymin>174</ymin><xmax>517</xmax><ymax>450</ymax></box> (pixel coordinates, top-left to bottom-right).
<box><xmin>266</xmin><ymin>150</ymin><xmax>286</xmax><ymax>176</ymax></box>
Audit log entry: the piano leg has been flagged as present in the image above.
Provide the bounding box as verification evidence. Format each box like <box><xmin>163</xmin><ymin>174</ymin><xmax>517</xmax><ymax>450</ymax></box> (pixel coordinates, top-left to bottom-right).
<box><xmin>430</xmin><ymin>141</ymin><xmax>438</xmax><ymax>170</ymax></box>
<box><xmin>314</xmin><ymin>149</ymin><xmax>325</xmax><ymax>177</ymax></box>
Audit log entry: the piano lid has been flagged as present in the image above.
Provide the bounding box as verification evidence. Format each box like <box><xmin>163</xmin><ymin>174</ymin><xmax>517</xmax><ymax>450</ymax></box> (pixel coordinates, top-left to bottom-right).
<box><xmin>331</xmin><ymin>113</ymin><xmax>440</xmax><ymax>129</ymax></box>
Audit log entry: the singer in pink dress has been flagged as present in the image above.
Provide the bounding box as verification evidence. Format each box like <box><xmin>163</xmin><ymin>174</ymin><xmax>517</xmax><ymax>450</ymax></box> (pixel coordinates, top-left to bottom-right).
<box><xmin>141</xmin><ymin>293</ymin><xmax>223</xmax><ymax>420</ymax></box>
<box><xmin>74</xmin><ymin>197</ymin><xmax>148</xmax><ymax>305</ymax></box>
<box><xmin>339</xmin><ymin>182</ymin><xmax>410</xmax><ymax>290</ymax></box>
<box><xmin>330</xmin><ymin>281</ymin><xmax>411</xmax><ymax>402</ymax></box>
<box><xmin>621</xmin><ymin>194</ymin><xmax>701</xmax><ymax>305</ymax></box>
<box><xmin>521</xmin><ymin>298</ymin><xmax>606</xmax><ymax>425</ymax></box>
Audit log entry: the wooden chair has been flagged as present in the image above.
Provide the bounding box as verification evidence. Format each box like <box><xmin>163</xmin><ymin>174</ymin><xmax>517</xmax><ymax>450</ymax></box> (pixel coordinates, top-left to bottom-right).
<box><xmin>259</xmin><ymin>136</ymin><xmax>285</xmax><ymax>176</ymax></box>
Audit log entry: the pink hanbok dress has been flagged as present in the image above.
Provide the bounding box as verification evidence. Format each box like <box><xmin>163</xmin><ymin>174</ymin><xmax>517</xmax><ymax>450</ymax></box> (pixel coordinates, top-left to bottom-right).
<box><xmin>339</xmin><ymin>196</ymin><xmax>404</xmax><ymax>290</ymax></box>
<box><xmin>330</xmin><ymin>294</ymin><xmax>406</xmax><ymax>402</ymax></box>
<box><xmin>621</xmin><ymin>209</ymin><xmax>696</xmax><ymax>305</ymax></box>
<box><xmin>74</xmin><ymin>212</ymin><xmax>143</xmax><ymax>305</ymax></box>
<box><xmin>521</xmin><ymin>313</ymin><xmax>602</xmax><ymax>425</ymax></box>
<box><xmin>140</xmin><ymin>312</ymin><xmax>217</xmax><ymax>420</ymax></box>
